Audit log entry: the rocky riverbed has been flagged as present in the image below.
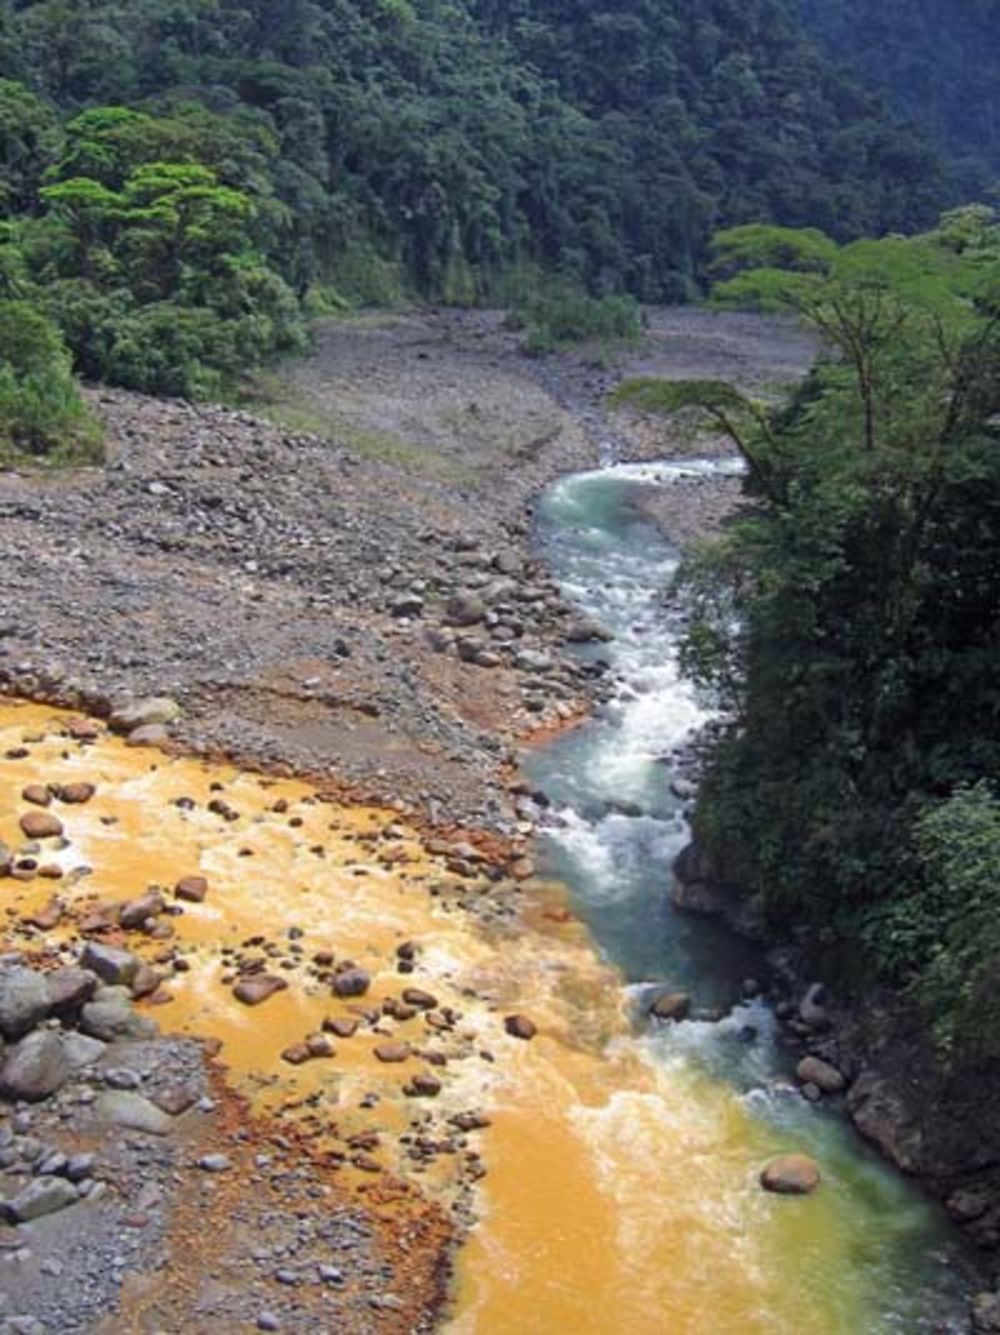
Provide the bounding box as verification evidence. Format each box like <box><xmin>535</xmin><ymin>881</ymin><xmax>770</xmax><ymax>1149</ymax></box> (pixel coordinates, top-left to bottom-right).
<box><xmin>0</xmin><ymin>307</ymin><xmax>826</xmax><ymax>1333</ymax></box>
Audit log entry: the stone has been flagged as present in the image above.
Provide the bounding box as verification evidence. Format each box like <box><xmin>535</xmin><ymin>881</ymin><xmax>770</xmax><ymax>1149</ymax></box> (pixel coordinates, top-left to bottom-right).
<box><xmin>175</xmin><ymin>875</ymin><xmax>208</xmax><ymax>904</ymax></box>
<box><xmin>799</xmin><ymin>983</ymin><xmax>831</xmax><ymax>1030</ymax></box>
<box><xmin>19</xmin><ymin>811</ymin><xmax>63</xmax><ymax>840</ymax></box>
<box><xmin>281</xmin><ymin>1043</ymin><xmax>311</xmax><ymax>1066</ymax></box>
<box><xmin>760</xmin><ymin>1154</ymin><xmax>821</xmax><ymax>1195</ymax></box>
<box><xmin>323</xmin><ymin>1017</ymin><xmax>358</xmax><ymax>1039</ymax></box>
<box><xmin>80</xmin><ymin>998</ymin><xmax>157</xmax><ymax>1042</ymax></box>
<box><xmin>61</xmin><ymin>1033</ymin><xmax>106</xmax><ymax>1070</ymax></box>
<box><xmin>109</xmin><ymin>697</ymin><xmax>181</xmax><ymax>735</ymax></box>
<box><xmin>405</xmin><ymin>1072</ymin><xmax>442</xmax><ymax>1097</ymax></box>
<box><xmin>126</xmin><ymin>725</ymin><xmax>169</xmax><ymax>747</ymax></box>
<box><xmin>509</xmin><ymin>857</ymin><xmax>535</xmax><ymax>881</ymax></box>
<box><xmin>445</xmin><ymin>593</ymin><xmax>487</xmax><ymax>627</ymax></box>
<box><xmin>504</xmin><ymin>1014</ymin><xmax>537</xmax><ymax>1041</ymax></box>
<box><xmin>648</xmin><ymin>992</ymin><xmax>692</xmax><ymax>1023</ymax></box>
<box><xmin>56</xmin><ymin>782</ymin><xmax>96</xmax><ymax>805</ymax></box>
<box><xmin>332</xmin><ymin>967</ymin><xmax>371</xmax><ymax>998</ymax></box>
<box><xmin>130</xmin><ymin>964</ymin><xmax>162</xmax><ymax>999</ymax></box>
<box><xmin>26</xmin><ymin>898</ymin><xmax>64</xmax><ymax>930</ymax></box>
<box><xmin>80</xmin><ymin>942</ymin><xmax>141</xmax><ymax>987</ymax></box>
<box><xmin>0</xmin><ymin>1031</ymin><xmax>71</xmax><ymax>1102</ymax></box>
<box><xmin>119</xmin><ymin>889</ymin><xmax>166</xmax><ymax>930</ymax></box>
<box><xmin>401</xmin><ymin>988</ymin><xmax>437</xmax><ymax>1010</ymax></box>
<box><xmin>846</xmin><ymin>1072</ymin><xmax>924</xmax><ymax>1174</ymax></box>
<box><xmin>94</xmin><ymin>1091</ymin><xmax>173</xmax><ymax>1136</ymax></box>
<box><xmin>233</xmin><ymin>975</ymin><xmax>288</xmax><ymax>1006</ymax></box>
<box><xmin>796</xmin><ymin>1056</ymin><xmax>846</xmax><ymax>1095</ymax></box>
<box><xmin>21</xmin><ymin>784</ymin><xmax>51</xmax><ymax>808</ymax></box>
<box><xmin>1</xmin><ymin>1177</ymin><xmax>78</xmax><ymax>1224</ymax></box>
<box><xmin>0</xmin><ymin>967</ymin><xmax>51</xmax><ymax>1039</ymax></box>
<box><xmin>198</xmin><ymin>1154</ymin><xmax>231</xmax><ymax>1173</ymax></box>
<box><xmin>374</xmin><ymin>1042</ymin><xmax>410</xmax><ymax>1063</ymax></box>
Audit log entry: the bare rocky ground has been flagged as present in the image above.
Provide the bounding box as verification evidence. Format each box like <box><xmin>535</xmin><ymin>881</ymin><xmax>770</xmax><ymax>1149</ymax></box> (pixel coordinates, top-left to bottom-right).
<box><xmin>0</xmin><ymin>306</ymin><xmax>817</xmax><ymax>1333</ymax></box>
<box><xmin>0</xmin><ymin>306</ymin><xmax>814</xmax><ymax>837</ymax></box>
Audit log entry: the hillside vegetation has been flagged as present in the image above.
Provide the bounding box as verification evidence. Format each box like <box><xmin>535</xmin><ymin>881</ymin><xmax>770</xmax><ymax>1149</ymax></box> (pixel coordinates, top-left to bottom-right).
<box><xmin>0</xmin><ymin>0</ymin><xmax>956</xmax><ymax>454</ymax></box>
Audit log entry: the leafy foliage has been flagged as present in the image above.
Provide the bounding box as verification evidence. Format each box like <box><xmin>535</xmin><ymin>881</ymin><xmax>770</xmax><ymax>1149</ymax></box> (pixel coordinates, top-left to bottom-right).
<box><xmin>0</xmin><ymin>300</ymin><xmax>98</xmax><ymax>462</ymax></box>
<box><xmin>649</xmin><ymin>213</ymin><xmax>1000</xmax><ymax>1059</ymax></box>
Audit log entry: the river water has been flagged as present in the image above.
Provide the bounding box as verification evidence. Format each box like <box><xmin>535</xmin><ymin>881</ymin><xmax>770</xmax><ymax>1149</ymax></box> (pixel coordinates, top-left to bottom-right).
<box><xmin>451</xmin><ymin>459</ymin><xmax>970</xmax><ymax>1333</ymax></box>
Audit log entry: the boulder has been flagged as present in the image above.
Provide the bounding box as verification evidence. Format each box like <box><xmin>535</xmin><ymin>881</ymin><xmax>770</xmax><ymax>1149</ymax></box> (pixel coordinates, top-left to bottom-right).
<box><xmin>56</xmin><ymin>782</ymin><xmax>96</xmax><ymax>805</ymax></box>
<box><xmin>233</xmin><ymin>975</ymin><xmax>288</xmax><ymax>1006</ymax></box>
<box><xmin>760</xmin><ymin>1154</ymin><xmax>821</xmax><ymax>1196</ymax></box>
<box><xmin>175</xmin><ymin>875</ymin><xmax>209</xmax><ymax>904</ymax></box>
<box><xmin>46</xmin><ymin>966</ymin><xmax>98</xmax><ymax>1016</ymax></box>
<box><xmin>61</xmin><ymin>1032</ymin><xmax>106</xmax><ymax>1070</ymax></box>
<box><xmin>0</xmin><ymin>1031</ymin><xmax>71</xmax><ymax>1102</ymax></box>
<box><xmin>649</xmin><ymin>992</ymin><xmax>692</xmax><ymax>1023</ymax></box>
<box><xmin>95</xmin><ymin>1090</ymin><xmax>172</xmax><ymax>1136</ymax></box>
<box><xmin>1</xmin><ymin>1177</ymin><xmax>78</xmax><ymax>1224</ymax></box>
<box><xmin>0</xmin><ymin>967</ymin><xmax>52</xmax><ymax>1039</ymax></box>
<box><xmin>19</xmin><ymin>811</ymin><xmax>63</xmax><ymax>840</ymax></box>
<box><xmin>374</xmin><ymin>1042</ymin><xmax>410</xmax><ymax>1064</ymax></box>
<box><xmin>796</xmin><ymin>1056</ymin><xmax>846</xmax><ymax>1095</ymax></box>
<box><xmin>119</xmin><ymin>889</ymin><xmax>166</xmax><ymax>930</ymax></box>
<box><xmin>445</xmin><ymin>593</ymin><xmax>487</xmax><ymax>627</ymax></box>
<box><xmin>80</xmin><ymin>998</ymin><xmax>157</xmax><ymax>1042</ymax></box>
<box><xmin>846</xmin><ymin>1071</ymin><xmax>924</xmax><ymax>1174</ymax></box>
<box><xmin>504</xmin><ymin>1014</ymin><xmax>537</xmax><ymax>1041</ymax></box>
<box><xmin>332</xmin><ymin>967</ymin><xmax>371</xmax><ymax>998</ymax></box>
<box><xmin>80</xmin><ymin>942</ymin><xmax>141</xmax><ymax>987</ymax></box>
<box><xmin>109</xmin><ymin>697</ymin><xmax>181</xmax><ymax>735</ymax></box>
<box><xmin>799</xmin><ymin>984</ymin><xmax>831</xmax><ymax>1031</ymax></box>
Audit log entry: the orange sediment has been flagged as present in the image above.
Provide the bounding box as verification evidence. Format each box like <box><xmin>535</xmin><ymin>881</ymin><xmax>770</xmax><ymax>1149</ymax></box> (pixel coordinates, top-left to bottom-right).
<box><xmin>1</xmin><ymin>701</ymin><xmax>873</xmax><ymax>1334</ymax></box>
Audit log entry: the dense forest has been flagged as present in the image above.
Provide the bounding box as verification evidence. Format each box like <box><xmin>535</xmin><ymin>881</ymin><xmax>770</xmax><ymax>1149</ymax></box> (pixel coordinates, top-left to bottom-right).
<box><xmin>619</xmin><ymin>207</ymin><xmax>1000</xmax><ymax>1064</ymax></box>
<box><xmin>800</xmin><ymin>0</ymin><xmax>1000</xmax><ymax>185</ymax></box>
<box><xmin>0</xmin><ymin>0</ymin><xmax>960</xmax><ymax>443</ymax></box>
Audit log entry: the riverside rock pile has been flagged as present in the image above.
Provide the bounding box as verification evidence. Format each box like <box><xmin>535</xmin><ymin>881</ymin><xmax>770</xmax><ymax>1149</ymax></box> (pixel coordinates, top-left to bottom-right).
<box><xmin>0</xmin><ymin>390</ymin><xmax>612</xmax><ymax>837</ymax></box>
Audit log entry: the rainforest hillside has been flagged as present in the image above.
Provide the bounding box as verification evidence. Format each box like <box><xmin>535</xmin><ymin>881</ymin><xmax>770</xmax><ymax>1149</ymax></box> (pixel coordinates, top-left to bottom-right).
<box><xmin>0</xmin><ymin>0</ymin><xmax>958</xmax><ymax>428</ymax></box>
<box><xmin>801</xmin><ymin>0</ymin><xmax>1000</xmax><ymax>185</ymax></box>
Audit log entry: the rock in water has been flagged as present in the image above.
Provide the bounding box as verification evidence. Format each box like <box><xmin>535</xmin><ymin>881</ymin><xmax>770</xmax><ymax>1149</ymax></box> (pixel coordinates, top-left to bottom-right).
<box><xmin>175</xmin><ymin>875</ymin><xmax>209</xmax><ymax>903</ymax></box>
<box><xmin>19</xmin><ymin>810</ymin><xmax>64</xmax><ymax>840</ymax></box>
<box><xmin>796</xmin><ymin>1055</ymin><xmax>846</xmax><ymax>1095</ymax></box>
<box><xmin>648</xmin><ymin>992</ymin><xmax>692</xmax><ymax>1022</ymax></box>
<box><xmin>233</xmin><ymin>975</ymin><xmax>288</xmax><ymax>1006</ymax></box>
<box><xmin>760</xmin><ymin>1154</ymin><xmax>821</xmax><ymax>1196</ymax></box>
<box><xmin>332</xmin><ymin>967</ymin><xmax>370</xmax><ymax>998</ymax></box>
<box><xmin>504</xmin><ymin>1014</ymin><xmax>537</xmax><ymax>1041</ymax></box>
<box><xmin>80</xmin><ymin>942</ymin><xmax>141</xmax><ymax>987</ymax></box>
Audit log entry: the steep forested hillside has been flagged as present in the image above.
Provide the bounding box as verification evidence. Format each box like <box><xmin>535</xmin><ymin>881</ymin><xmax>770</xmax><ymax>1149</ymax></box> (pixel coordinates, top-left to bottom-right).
<box><xmin>0</xmin><ymin>0</ymin><xmax>956</xmax><ymax>437</ymax></box>
<box><xmin>800</xmin><ymin>0</ymin><xmax>1000</xmax><ymax>183</ymax></box>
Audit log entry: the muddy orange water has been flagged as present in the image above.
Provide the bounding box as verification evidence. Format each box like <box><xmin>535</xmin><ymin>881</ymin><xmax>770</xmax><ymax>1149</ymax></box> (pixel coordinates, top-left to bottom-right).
<box><xmin>0</xmin><ymin>702</ymin><xmax>954</xmax><ymax>1333</ymax></box>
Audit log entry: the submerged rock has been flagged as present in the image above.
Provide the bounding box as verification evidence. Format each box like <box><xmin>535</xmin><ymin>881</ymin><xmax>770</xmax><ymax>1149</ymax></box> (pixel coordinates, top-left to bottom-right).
<box><xmin>648</xmin><ymin>992</ymin><xmax>692</xmax><ymax>1023</ymax></box>
<box><xmin>760</xmin><ymin>1154</ymin><xmax>821</xmax><ymax>1196</ymax></box>
<box><xmin>233</xmin><ymin>975</ymin><xmax>288</xmax><ymax>1006</ymax></box>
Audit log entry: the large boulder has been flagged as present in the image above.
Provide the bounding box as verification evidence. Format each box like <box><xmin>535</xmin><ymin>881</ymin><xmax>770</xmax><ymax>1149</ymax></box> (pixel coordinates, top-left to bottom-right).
<box><xmin>0</xmin><ymin>1030</ymin><xmax>71</xmax><ymax>1102</ymax></box>
<box><xmin>0</xmin><ymin>967</ymin><xmax>51</xmax><ymax>1039</ymax></box>
<box><xmin>796</xmin><ymin>1055</ymin><xmax>846</xmax><ymax>1095</ymax></box>
<box><xmin>1</xmin><ymin>1177</ymin><xmax>78</xmax><ymax>1224</ymax></box>
<box><xmin>109</xmin><ymin>697</ymin><xmax>181</xmax><ymax>735</ymax></box>
<box><xmin>80</xmin><ymin>942</ymin><xmax>141</xmax><ymax>987</ymax></box>
<box><xmin>760</xmin><ymin>1154</ymin><xmax>821</xmax><ymax>1196</ymax></box>
<box><xmin>46</xmin><ymin>966</ymin><xmax>98</xmax><ymax>1017</ymax></box>
<box><xmin>846</xmin><ymin>1071</ymin><xmax>924</xmax><ymax>1173</ymax></box>
<box><xmin>80</xmin><ymin>998</ymin><xmax>157</xmax><ymax>1042</ymax></box>
<box><xmin>94</xmin><ymin>1090</ymin><xmax>172</xmax><ymax>1136</ymax></box>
